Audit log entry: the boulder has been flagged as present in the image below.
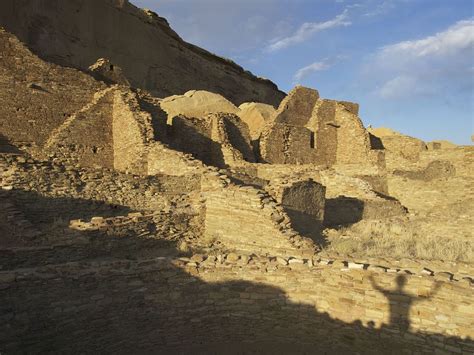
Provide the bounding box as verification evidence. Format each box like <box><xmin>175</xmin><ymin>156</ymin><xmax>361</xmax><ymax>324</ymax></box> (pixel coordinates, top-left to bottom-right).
<box><xmin>238</xmin><ymin>102</ymin><xmax>276</xmax><ymax>140</ymax></box>
<box><xmin>160</xmin><ymin>90</ymin><xmax>239</xmax><ymax>122</ymax></box>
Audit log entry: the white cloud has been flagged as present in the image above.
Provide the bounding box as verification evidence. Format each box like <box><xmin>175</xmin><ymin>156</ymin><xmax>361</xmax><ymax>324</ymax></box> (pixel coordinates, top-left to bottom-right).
<box><xmin>294</xmin><ymin>60</ymin><xmax>331</xmax><ymax>82</ymax></box>
<box><xmin>369</xmin><ymin>19</ymin><xmax>474</xmax><ymax>99</ymax></box>
<box><xmin>266</xmin><ymin>10</ymin><xmax>352</xmax><ymax>52</ymax></box>
<box><xmin>378</xmin><ymin>19</ymin><xmax>474</xmax><ymax>59</ymax></box>
<box><xmin>363</xmin><ymin>0</ymin><xmax>396</xmax><ymax>17</ymax></box>
<box><xmin>378</xmin><ymin>75</ymin><xmax>438</xmax><ymax>99</ymax></box>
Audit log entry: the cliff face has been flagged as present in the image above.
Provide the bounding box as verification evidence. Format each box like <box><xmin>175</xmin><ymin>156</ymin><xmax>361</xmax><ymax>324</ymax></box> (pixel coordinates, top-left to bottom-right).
<box><xmin>0</xmin><ymin>0</ymin><xmax>285</xmax><ymax>106</ymax></box>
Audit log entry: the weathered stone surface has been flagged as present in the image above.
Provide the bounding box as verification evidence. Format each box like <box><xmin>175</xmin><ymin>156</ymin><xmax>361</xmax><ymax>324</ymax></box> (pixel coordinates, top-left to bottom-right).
<box><xmin>427</xmin><ymin>140</ymin><xmax>457</xmax><ymax>150</ymax></box>
<box><xmin>259</xmin><ymin>123</ymin><xmax>318</xmax><ymax>164</ymax></box>
<box><xmin>0</xmin><ymin>0</ymin><xmax>285</xmax><ymax>106</ymax></box>
<box><xmin>259</xmin><ymin>87</ymin><xmax>383</xmax><ymax>170</ymax></box>
<box><xmin>0</xmin><ymin>4</ymin><xmax>471</xmax><ymax>354</ymax></box>
<box><xmin>166</xmin><ymin>112</ymin><xmax>255</xmax><ymax>167</ymax></box>
<box><xmin>274</xmin><ymin>86</ymin><xmax>320</xmax><ymax>126</ymax></box>
<box><xmin>0</xmin><ymin>255</ymin><xmax>472</xmax><ymax>353</ymax></box>
<box><xmin>368</xmin><ymin>127</ymin><xmax>427</xmax><ymax>168</ymax></box>
<box><xmin>88</xmin><ymin>58</ymin><xmax>130</xmax><ymax>86</ymax></box>
<box><xmin>160</xmin><ymin>91</ymin><xmax>240</xmax><ymax>122</ymax></box>
<box><xmin>238</xmin><ymin>102</ymin><xmax>276</xmax><ymax>140</ymax></box>
<box><xmin>0</xmin><ymin>28</ymin><xmax>106</xmax><ymax>149</ymax></box>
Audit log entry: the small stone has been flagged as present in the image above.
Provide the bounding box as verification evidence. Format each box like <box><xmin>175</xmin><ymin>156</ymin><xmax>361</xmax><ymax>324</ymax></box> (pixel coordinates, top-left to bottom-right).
<box><xmin>318</xmin><ymin>259</ymin><xmax>332</xmax><ymax>265</ymax></box>
<box><xmin>434</xmin><ymin>272</ymin><xmax>453</xmax><ymax>281</ymax></box>
<box><xmin>271</xmin><ymin>213</ymin><xmax>284</xmax><ymax>223</ymax></box>
<box><xmin>276</xmin><ymin>257</ymin><xmax>288</xmax><ymax>266</ymax></box>
<box><xmin>347</xmin><ymin>262</ymin><xmax>365</xmax><ymax>270</ymax></box>
<box><xmin>367</xmin><ymin>265</ymin><xmax>387</xmax><ymax>273</ymax></box>
<box><xmin>421</xmin><ymin>268</ymin><xmax>434</xmax><ymax>276</ymax></box>
<box><xmin>238</xmin><ymin>255</ymin><xmax>250</xmax><ymax>265</ymax></box>
<box><xmin>331</xmin><ymin>260</ymin><xmax>347</xmax><ymax>269</ymax></box>
<box><xmin>226</xmin><ymin>253</ymin><xmax>240</xmax><ymax>262</ymax></box>
<box><xmin>190</xmin><ymin>254</ymin><xmax>205</xmax><ymax>263</ymax></box>
<box><xmin>288</xmin><ymin>258</ymin><xmax>304</xmax><ymax>265</ymax></box>
<box><xmin>90</xmin><ymin>217</ymin><xmax>104</xmax><ymax>224</ymax></box>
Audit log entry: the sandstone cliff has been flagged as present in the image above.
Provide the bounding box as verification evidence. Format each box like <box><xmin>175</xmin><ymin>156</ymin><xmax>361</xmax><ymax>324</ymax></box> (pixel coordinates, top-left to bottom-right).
<box><xmin>0</xmin><ymin>0</ymin><xmax>285</xmax><ymax>106</ymax></box>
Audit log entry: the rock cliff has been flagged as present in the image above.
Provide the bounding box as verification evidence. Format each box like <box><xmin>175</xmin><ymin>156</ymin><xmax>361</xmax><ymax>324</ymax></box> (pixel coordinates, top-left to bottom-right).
<box><xmin>0</xmin><ymin>0</ymin><xmax>285</xmax><ymax>106</ymax></box>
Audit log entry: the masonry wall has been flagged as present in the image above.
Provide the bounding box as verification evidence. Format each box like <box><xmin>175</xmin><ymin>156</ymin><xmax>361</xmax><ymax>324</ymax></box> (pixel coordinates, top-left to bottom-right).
<box><xmin>201</xmin><ymin>178</ymin><xmax>316</xmax><ymax>257</ymax></box>
<box><xmin>0</xmin><ymin>154</ymin><xmax>200</xmax><ymax>213</ymax></box>
<box><xmin>260</xmin><ymin>123</ymin><xmax>318</xmax><ymax>164</ymax></box>
<box><xmin>334</xmin><ymin>105</ymin><xmax>374</xmax><ymax>166</ymax></box>
<box><xmin>1</xmin><ymin>256</ymin><xmax>472</xmax><ymax>353</ymax></box>
<box><xmin>309</xmin><ymin>99</ymin><xmax>338</xmax><ymax>166</ymax></box>
<box><xmin>112</xmin><ymin>90</ymin><xmax>154</xmax><ymax>174</ymax></box>
<box><xmin>46</xmin><ymin>89</ymin><xmax>116</xmax><ymax>169</ymax></box>
<box><xmin>0</xmin><ymin>28</ymin><xmax>106</xmax><ymax>149</ymax></box>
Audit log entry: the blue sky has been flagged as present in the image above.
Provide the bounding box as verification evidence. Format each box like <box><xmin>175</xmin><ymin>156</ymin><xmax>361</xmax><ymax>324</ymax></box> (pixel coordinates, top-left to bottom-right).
<box><xmin>133</xmin><ymin>0</ymin><xmax>474</xmax><ymax>144</ymax></box>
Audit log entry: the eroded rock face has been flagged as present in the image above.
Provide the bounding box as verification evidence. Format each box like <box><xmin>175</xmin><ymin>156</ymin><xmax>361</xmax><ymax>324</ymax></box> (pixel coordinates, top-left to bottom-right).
<box><xmin>238</xmin><ymin>102</ymin><xmax>276</xmax><ymax>141</ymax></box>
<box><xmin>0</xmin><ymin>0</ymin><xmax>285</xmax><ymax>106</ymax></box>
<box><xmin>160</xmin><ymin>91</ymin><xmax>239</xmax><ymax>122</ymax></box>
<box><xmin>280</xmin><ymin>180</ymin><xmax>326</xmax><ymax>239</ymax></box>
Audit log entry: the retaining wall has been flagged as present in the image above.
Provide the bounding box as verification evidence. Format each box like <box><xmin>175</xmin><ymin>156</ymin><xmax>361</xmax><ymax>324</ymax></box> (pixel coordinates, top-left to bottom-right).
<box><xmin>1</xmin><ymin>255</ymin><xmax>472</xmax><ymax>353</ymax></box>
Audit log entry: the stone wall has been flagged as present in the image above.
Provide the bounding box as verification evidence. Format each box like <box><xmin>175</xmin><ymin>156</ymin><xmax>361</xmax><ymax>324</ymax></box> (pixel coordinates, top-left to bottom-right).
<box><xmin>0</xmin><ymin>28</ymin><xmax>106</xmax><ymax>149</ymax></box>
<box><xmin>260</xmin><ymin>123</ymin><xmax>318</xmax><ymax>164</ymax></box>
<box><xmin>44</xmin><ymin>86</ymin><xmax>160</xmax><ymax>174</ymax></box>
<box><xmin>309</xmin><ymin>99</ymin><xmax>339</xmax><ymax>166</ymax></box>
<box><xmin>1</xmin><ymin>255</ymin><xmax>472</xmax><ymax>353</ymax></box>
<box><xmin>368</xmin><ymin>127</ymin><xmax>428</xmax><ymax>169</ymax></box>
<box><xmin>201</xmin><ymin>177</ymin><xmax>316</xmax><ymax>257</ymax></box>
<box><xmin>333</xmin><ymin>104</ymin><xmax>374</xmax><ymax>166</ymax></box>
<box><xmin>0</xmin><ymin>154</ymin><xmax>199</xmax><ymax>213</ymax></box>
<box><xmin>266</xmin><ymin>179</ymin><xmax>326</xmax><ymax>239</ymax></box>
<box><xmin>45</xmin><ymin>88</ymin><xmax>116</xmax><ymax>169</ymax></box>
<box><xmin>164</xmin><ymin>112</ymin><xmax>255</xmax><ymax>168</ymax></box>
<box><xmin>260</xmin><ymin>87</ymin><xmax>384</xmax><ymax>169</ymax></box>
<box><xmin>112</xmin><ymin>90</ymin><xmax>155</xmax><ymax>174</ymax></box>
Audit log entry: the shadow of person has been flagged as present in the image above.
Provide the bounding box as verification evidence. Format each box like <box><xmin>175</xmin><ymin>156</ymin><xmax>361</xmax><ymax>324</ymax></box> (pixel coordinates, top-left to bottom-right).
<box><xmin>369</xmin><ymin>274</ymin><xmax>441</xmax><ymax>332</ymax></box>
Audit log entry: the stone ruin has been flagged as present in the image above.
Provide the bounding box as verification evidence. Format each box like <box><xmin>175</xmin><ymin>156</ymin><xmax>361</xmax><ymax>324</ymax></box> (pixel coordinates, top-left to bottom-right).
<box><xmin>259</xmin><ymin>86</ymin><xmax>383</xmax><ymax>169</ymax></box>
<box><xmin>0</xmin><ymin>2</ymin><xmax>473</xmax><ymax>353</ymax></box>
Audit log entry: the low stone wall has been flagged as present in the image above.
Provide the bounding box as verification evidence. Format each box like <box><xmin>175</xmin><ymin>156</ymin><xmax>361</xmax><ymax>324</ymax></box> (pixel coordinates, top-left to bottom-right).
<box><xmin>0</xmin><ymin>154</ymin><xmax>199</xmax><ymax>211</ymax></box>
<box><xmin>1</xmin><ymin>255</ymin><xmax>472</xmax><ymax>353</ymax></box>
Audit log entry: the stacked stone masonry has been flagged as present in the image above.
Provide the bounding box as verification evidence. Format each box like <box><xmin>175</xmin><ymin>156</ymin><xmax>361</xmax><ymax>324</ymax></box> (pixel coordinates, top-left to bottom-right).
<box><xmin>0</xmin><ymin>255</ymin><xmax>472</xmax><ymax>353</ymax></box>
<box><xmin>0</xmin><ymin>6</ymin><xmax>471</xmax><ymax>354</ymax></box>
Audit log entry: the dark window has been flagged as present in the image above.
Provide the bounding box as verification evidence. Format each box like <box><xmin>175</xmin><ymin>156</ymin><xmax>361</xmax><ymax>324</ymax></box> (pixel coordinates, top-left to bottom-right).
<box><xmin>310</xmin><ymin>132</ymin><xmax>315</xmax><ymax>149</ymax></box>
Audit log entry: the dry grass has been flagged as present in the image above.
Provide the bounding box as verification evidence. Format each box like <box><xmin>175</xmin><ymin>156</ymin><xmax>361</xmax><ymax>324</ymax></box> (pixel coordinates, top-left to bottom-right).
<box><xmin>323</xmin><ymin>218</ymin><xmax>473</xmax><ymax>262</ymax></box>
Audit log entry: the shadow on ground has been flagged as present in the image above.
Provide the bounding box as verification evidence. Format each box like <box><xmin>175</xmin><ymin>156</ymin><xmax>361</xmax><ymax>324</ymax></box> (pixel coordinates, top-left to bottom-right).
<box><xmin>1</xmin><ymin>185</ymin><xmax>471</xmax><ymax>354</ymax></box>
